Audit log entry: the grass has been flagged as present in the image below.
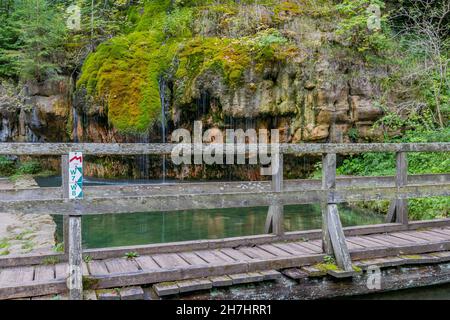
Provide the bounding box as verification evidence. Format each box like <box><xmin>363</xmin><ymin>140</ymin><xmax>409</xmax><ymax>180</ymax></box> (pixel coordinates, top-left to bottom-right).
<box><xmin>42</xmin><ymin>257</ymin><xmax>60</xmax><ymax>265</ymax></box>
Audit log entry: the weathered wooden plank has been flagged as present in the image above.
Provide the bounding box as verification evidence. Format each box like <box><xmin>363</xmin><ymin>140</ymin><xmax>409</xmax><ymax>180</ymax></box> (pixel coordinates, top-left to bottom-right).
<box><xmin>395</xmin><ymin>152</ymin><xmax>408</xmax><ymax>225</ymax></box>
<box><xmin>431</xmin><ymin>228</ymin><xmax>450</xmax><ymax>237</ymax></box>
<box><xmin>0</xmin><ymin>266</ymin><xmax>34</xmax><ymax>285</ymax></box>
<box><xmin>265</xmin><ymin>154</ymin><xmax>284</xmax><ymax>235</ymax></box>
<box><xmin>272</xmin><ymin>242</ymin><xmax>308</xmax><ymax>256</ymax></box>
<box><xmin>104</xmin><ymin>258</ymin><xmax>140</xmax><ymax>274</ymax></box>
<box><xmin>389</xmin><ymin>232</ymin><xmax>428</xmax><ymax>243</ymax></box>
<box><xmin>0</xmin><ymin>280</ymin><xmax>67</xmax><ymax>300</ymax></box>
<box><xmin>194</xmin><ymin>251</ymin><xmax>227</xmax><ymax>265</ymax></box>
<box><xmin>55</xmin><ymin>263</ymin><xmax>68</xmax><ymax>280</ymax></box>
<box><xmin>229</xmin><ymin>272</ymin><xmax>264</xmax><ymax>285</ymax></box>
<box><xmin>346</xmin><ymin>236</ymin><xmax>385</xmax><ymax>248</ymax></box>
<box><xmin>344</xmin><ymin>240</ymin><xmax>365</xmax><ymax>250</ymax></box>
<box><xmin>363</xmin><ymin>235</ymin><xmax>401</xmax><ymax>247</ymax></box>
<box><xmin>153</xmin><ymin>282</ymin><xmax>180</xmax><ymax>296</ymax></box>
<box><xmin>68</xmin><ymin>215</ymin><xmax>83</xmax><ymax>300</ymax></box>
<box><xmin>327</xmin><ymin>204</ymin><xmax>353</xmax><ymax>272</ymax></box>
<box><xmin>259</xmin><ymin>270</ymin><xmax>282</xmax><ymax>281</ymax></box>
<box><xmin>421</xmin><ymin>230</ymin><xmax>450</xmax><ymax>241</ymax></box>
<box><xmin>238</xmin><ymin>247</ymin><xmax>275</xmax><ymax>259</ymax></box>
<box><xmin>296</xmin><ymin>240</ymin><xmax>323</xmax><ymax>253</ymax></box>
<box><xmin>135</xmin><ymin>256</ymin><xmax>161</xmax><ymax>271</ymax></box>
<box><xmin>406</xmin><ymin>231</ymin><xmax>447</xmax><ymax>242</ymax></box>
<box><xmin>2</xmin><ymin>174</ymin><xmax>449</xmax><ymax>202</ymax></box>
<box><xmin>210</xmin><ymin>250</ymin><xmax>236</xmax><ymax>263</ymax></box>
<box><xmin>88</xmin><ymin>261</ymin><xmax>109</xmax><ymax>276</ymax></box>
<box><xmin>370</xmin><ymin>234</ymin><xmax>412</xmax><ymax>246</ymax></box>
<box><xmin>257</xmin><ymin>244</ymin><xmax>292</xmax><ymax>257</ymax></box>
<box><xmin>321</xmin><ymin>153</ymin><xmax>335</xmax><ymax>255</ymax></box>
<box><xmin>97</xmin><ymin>289</ymin><xmax>120</xmax><ymax>300</ymax></box>
<box><xmin>34</xmin><ymin>265</ymin><xmax>55</xmax><ymax>282</ymax></box>
<box><xmin>1</xmin><ymin>142</ymin><xmax>448</xmax><ymax>156</ymax></box>
<box><xmin>177</xmin><ymin>252</ymin><xmax>207</xmax><ymax>266</ymax></box>
<box><xmin>386</xmin><ymin>201</ymin><xmax>397</xmax><ymax>223</ymax></box>
<box><xmin>61</xmin><ymin>155</ymin><xmax>69</xmax><ymax>256</ymax></box>
<box><xmin>219</xmin><ymin>248</ymin><xmax>253</xmax><ymax>262</ymax></box>
<box><xmin>177</xmin><ymin>279</ymin><xmax>212</xmax><ymax>293</ymax></box>
<box><xmin>209</xmin><ymin>275</ymin><xmax>233</xmax><ymax>287</ymax></box>
<box><xmin>2</xmin><ymin>183</ymin><xmax>449</xmax><ymax>216</ymax></box>
<box><xmin>120</xmin><ymin>286</ymin><xmax>144</xmax><ymax>300</ymax></box>
<box><xmin>281</xmin><ymin>268</ymin><xmax>309</xmax><ymax>280</ymax></box>
<box><xmin>152</xmin><ymin>253</ymin><xmax>190</xmax><ymax>268</ymax></box>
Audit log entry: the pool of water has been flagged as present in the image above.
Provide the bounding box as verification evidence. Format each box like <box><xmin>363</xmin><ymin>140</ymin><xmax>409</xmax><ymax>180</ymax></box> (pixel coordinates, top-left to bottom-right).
<box><xmin>38</xmin><ymin>176</ymin><xmax>384</xmax><ymax>249</ymax></box>
<box><xmin>347</xmin><ymin>283</ymin><xmax>450</xmax><ymax>300</ymax></box>
<box><xmin>52</xmin><ymin>204</ymin><xmax>383</xmax><ymax>249</ymax></box>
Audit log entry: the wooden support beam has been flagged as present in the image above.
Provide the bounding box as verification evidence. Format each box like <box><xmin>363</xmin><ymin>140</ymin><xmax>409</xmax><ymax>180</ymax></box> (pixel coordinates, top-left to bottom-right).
<box><xmin>1</xmin><ymin>142</ymin><xmax>449</xmax><ymax>156</ymax></box>
<box><xmin>321</xmin><ymin>153</ymin><xmax>335</xmax><ymax>255</ymax></box>
<box><xmin>61</xmin><ymin>155</ymin><xmax>69</xmax><ymax>255</ymax></box>
<box><xmin>265</xmin><ymin>154</ymin><xmax>284</xmax><ymax>235</ymax></box>
<box><xmin>395</xmin><ymin>152</ymin><xmax>408</xmax><ymax>225</ymax></box>
<box><xmin>385</xmin><ymin>201</ymin><xmax>397</xmax><ymax>223</ymax></box>
<box><xmin>68</xmin><ymin>214</ymin><xmax>83</xmax><ymax>300</ymax></box>
<box><xmin>327</xmin><ymin>204</ymin><xmax>353</xmax><ymax>271</ymax></box>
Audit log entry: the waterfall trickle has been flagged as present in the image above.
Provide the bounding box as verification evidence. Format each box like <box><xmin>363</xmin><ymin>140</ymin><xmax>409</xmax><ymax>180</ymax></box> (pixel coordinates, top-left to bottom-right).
<box><xmin>159</xmin><ymin>77</ymin><xmax>167</xmax><ymax>183</ymax></box>
<box><xmin>72</xmin><ymin>107</ymin><xmax>79</xmax><ymax>143</ymax></box>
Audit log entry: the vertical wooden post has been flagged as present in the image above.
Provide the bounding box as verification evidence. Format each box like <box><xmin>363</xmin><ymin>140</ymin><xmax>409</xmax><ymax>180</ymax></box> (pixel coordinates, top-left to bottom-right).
<box><xmin>61</xmin><ymin>155</ymin><xmax>70</xmax><ymax>255</ymax></box>
<box><xmin>68</xmin><ymin>213</ymin><xmax>83</xmax><ymax>300</ymax></box>
<box><xmin>265</xmin><ymin>153</ymin><xmax>284</xmax><ymax>235</ymax></box>
<box><xmin>321</xmin><ymin>153</ymin><xmax>335</xmax><ymax>255</ymax></box>
<box><xmin>322</xmin><ymin>153</ymin><xmax>352</xmax><ymax>271</ymax></box>
<box><xmin>395</xmin><ymin>152</ymin><xmax>408</xmax><ymax>225</ymax></box>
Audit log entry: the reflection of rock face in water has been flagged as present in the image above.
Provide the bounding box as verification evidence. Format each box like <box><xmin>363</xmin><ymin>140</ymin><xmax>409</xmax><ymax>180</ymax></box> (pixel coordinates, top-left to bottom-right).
<box><xmin>0</xmin><ymin>177</ymin><xmax>56</xmax><ymax>256</ymax></box>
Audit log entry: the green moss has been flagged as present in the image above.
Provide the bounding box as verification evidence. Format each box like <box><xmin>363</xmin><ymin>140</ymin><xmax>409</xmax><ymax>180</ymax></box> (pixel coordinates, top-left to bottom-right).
<box><xmin>83</xmin><ymin>276</ymin><xmax>100</xmax><ymax>290</ymax></box>
<box><xmin>77</xmin><ymin>1</ymin><xmax>298</xmax><ymax>133</ymax></box>
<box><xmin>314</xmin><ymin>262</ymin><xmax>339</xmax><ymax>272</ymax></box>
<box><xmin>42</xmin><ymin>257</ymin><xmax>60</xmax><ymax>265</ymax></box>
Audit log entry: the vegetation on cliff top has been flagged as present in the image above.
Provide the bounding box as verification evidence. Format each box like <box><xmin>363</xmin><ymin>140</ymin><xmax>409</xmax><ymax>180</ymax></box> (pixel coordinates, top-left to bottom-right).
<box><xmin>77</xmin><ymin>0</ymin><xmax>303</xmax><ymax>133</ymax></box>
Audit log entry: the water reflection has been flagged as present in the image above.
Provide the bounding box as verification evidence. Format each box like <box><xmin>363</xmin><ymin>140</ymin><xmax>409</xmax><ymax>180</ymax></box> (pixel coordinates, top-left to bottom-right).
<box><xmin>53</xmin><ymin>204</ymin><xmax>383</xmax><ymax>249</ymax></box>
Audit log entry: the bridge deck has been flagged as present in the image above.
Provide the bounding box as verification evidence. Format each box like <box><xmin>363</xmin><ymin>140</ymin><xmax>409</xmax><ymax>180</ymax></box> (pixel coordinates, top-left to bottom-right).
<box><xmin>1</xmin><ymin>226</ymin><xmax>450</xmax><ymax>299</ymax></box>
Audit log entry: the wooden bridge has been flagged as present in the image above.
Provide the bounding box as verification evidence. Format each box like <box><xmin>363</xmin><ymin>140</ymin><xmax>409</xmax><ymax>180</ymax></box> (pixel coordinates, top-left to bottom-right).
<box><xmin>0</xmin><ymin>142</ymin><xmax>449</xmax><ymax>299</ymax></box>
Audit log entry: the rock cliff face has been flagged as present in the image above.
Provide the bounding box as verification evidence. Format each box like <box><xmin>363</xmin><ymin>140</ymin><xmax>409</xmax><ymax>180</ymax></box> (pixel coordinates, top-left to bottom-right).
<box><xmin>0</xmin><ymin>79</ymin><xmax>71</xmax><ymax>142</ymax></box>
<box><xmin>0</xmin><ymin>1</ymin><xmax>392</xmax><ymax>179</ymax></box>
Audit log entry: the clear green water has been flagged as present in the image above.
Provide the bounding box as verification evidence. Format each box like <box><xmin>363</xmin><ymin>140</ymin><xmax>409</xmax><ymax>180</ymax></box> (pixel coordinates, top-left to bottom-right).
<box><xmin>38</xmin><ymin>176</ymin><xmax>383</xmax><ymax>249</ymax></box>
<box><xmin>52</xmin><ymin>204</ymin><xmax>384</xmax><ymax>249</ymax></box>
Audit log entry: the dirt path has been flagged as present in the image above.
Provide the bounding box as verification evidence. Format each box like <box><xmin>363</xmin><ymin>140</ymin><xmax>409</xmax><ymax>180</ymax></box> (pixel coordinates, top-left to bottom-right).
<box><xmin>0</xmin><ymin>176</ymin><xmax>56</xmax><ymax>256</ymax></box>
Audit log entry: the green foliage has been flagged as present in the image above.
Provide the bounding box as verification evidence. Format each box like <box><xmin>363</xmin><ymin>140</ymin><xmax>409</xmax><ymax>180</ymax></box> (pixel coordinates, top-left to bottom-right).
<box><xmin>124</xmin><ymin>251</ymin><xmax>139</xmax><ymax>260</ymax></box>
<box><xmin>0</xmin><ymin>156</ymin><xmax>15</xmax><ymax>176</ymax></box>
<box><xmin>336</xmin><ymin>127</ymin><xmax>450</xmax><ymax>219</ymax></box>
<box><xmin>53</xmin><ymin>242</ymin><xmax>64</xmax><ymax>253</ymax></box>
<box><xmin>336</xmin><ymin>0</ymin><xmax>391</xmax><ymax>54</ymax></box>
<box><xmin>42</xmin><ymin>257</ymin><xmax>60</xmax><ymax>265</ymax></box>
<box><xmin>17</xmin><ymin>160</ymin><xmax>42</xmax><ymax>175</ymax></box>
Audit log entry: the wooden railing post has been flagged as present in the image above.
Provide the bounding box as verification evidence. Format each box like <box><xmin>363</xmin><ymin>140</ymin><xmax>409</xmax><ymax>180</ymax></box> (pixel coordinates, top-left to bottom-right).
<box><xmin>321</xmin><ymin>153</ymin><xmax>335</xmax><ymax>255</ymax></box>
<box><xmin>68</xmin><ymin>212</ymin><xmax>83</xmax><ymax>300</ymax></box>
<box><xmin>61</xmin><ymin>155</ymin><xmax>70</xmax><ymax>255</ymax></box>
<box><xmin>265</xmin><ymin>153</ymin><xmax>284</xmax><ymax>235</ymax></box>
<box><xmin>62</xmin><ymin>153</ymin><xmax>83</xmax><ymax>300</ymax></box>
<box><xmin>395</xmin><ymin>151</ymin><xmax>408</xmax><ymax>225</ymax></box>
<box><xmin>322</xmin><ymin>153</ymin><xmax>353</xmax><ymax>271</ymax></box>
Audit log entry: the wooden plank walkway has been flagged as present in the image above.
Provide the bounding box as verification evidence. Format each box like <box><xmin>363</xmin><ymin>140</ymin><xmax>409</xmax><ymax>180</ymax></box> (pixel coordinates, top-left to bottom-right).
<box><xmin>2</xmin><ymin>226</ymin><xmax>450</xmax><ymax>299</ymax></box>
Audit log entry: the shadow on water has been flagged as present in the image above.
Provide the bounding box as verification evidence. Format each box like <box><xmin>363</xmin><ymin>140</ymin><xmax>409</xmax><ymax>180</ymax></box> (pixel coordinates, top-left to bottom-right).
<box><xmin>343</xmin><ymin>283</ymin><xmax>450</xmax><ymax>300</ymax></box>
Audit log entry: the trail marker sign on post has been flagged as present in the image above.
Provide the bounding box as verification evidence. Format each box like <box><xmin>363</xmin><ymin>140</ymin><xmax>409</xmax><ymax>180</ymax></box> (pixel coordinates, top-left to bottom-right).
<box><xmin>68</xmin><ymin>152</ymin><xmax>83</xmax><ymax>199</ymax></box>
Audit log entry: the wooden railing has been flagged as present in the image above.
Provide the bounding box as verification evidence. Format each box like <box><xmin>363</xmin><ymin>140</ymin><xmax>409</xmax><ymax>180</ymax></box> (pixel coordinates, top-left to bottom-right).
<box><xmin>0</xmin><ymin>142</ymin><xmax>449</xmax><ymax>299</ymax></box>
